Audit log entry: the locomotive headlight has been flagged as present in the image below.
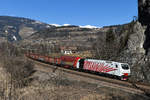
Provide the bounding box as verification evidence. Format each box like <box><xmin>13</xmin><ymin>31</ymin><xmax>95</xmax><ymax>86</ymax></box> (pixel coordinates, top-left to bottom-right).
<box><xmin>124</xmin><ymin>73</ymin><xmax>128</xmax><ymax>76</ymax></box>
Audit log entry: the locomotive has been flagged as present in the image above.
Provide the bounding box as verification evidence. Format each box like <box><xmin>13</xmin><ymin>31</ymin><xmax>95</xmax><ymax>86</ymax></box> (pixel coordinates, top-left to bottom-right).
<box><xmin>26</xmin><ymin>53</ymin><xmax>130</xmax><ymax>80</ymax></box>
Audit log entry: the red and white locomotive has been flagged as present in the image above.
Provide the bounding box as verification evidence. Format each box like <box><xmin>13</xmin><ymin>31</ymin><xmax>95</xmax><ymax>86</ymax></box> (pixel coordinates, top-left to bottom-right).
<box><xmin>77</xmin><ymin>59</ymin><xmax>130</xmax><ymax>80</ymax></box>
<box><xmin>26</xmin><ymin>53</ymin><xmax>130</xmax><ymax>80</ymax></box>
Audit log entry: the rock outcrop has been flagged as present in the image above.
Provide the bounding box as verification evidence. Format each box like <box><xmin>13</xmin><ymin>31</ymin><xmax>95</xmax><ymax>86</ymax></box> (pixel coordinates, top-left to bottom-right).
<box><xmin>94</xmin><ymin>21</ymin><xmax>149</xmax><ymax>82</ymax></box>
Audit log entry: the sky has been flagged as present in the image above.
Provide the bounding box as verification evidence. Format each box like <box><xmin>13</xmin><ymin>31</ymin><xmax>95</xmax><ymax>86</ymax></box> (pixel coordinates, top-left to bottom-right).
<box><xmin>0</xmin><ymin>0</ymin><xmax>138</xmax><ymax>27</ymax></box>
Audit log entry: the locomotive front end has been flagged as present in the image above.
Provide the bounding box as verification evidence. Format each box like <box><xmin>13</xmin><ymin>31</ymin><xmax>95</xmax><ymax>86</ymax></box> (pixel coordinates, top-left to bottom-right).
<box><xmin>120</xmin><ymin>63</ymin><xmax>130</xmax><ymax>80</ymax></box>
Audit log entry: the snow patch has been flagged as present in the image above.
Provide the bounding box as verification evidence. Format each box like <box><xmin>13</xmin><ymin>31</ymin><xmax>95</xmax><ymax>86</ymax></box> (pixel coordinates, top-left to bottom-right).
<box><xmin>50</xmin><ymin>24</ymin><xmax>71</xmax><ymax>27</ymax></box>
<box><xmin>79</xmin><ymin>25</ymin><xmax>98</xmax><ymax>29</ymax></box>
<box><xmin>50</xmin><ymin>24</ymin><xmax>61</xmax><ymax>27</ymax></box>
<box><xmin>63</xmin><ymin>24</ymin><xmax>71</xmax><ymax>26</ymax></box>
<box><xmin>50</xmin><ymin>23</ymin><xmax>100</xmax><ymax>28</ymax></box>
<box><xmin>35</xmin><ymin>21</ymin><xmax>42</xmax><ymax>24</ymax></box>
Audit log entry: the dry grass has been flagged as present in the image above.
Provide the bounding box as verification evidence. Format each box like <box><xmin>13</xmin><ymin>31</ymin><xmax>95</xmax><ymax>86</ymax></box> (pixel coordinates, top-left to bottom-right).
<box><xmin>14</xmin><ymin>70</ymin><xmax>149</xmax><ymax>100</ymax></box>
<box><xmin>0</xmin><ymin>62</ymin><xmax>149</xmax><ymax>100</ymax></box>
<box><xmin>0</xmin><ymin>42</ymin><xmax>149</xmax><ymax>100</ymax></box>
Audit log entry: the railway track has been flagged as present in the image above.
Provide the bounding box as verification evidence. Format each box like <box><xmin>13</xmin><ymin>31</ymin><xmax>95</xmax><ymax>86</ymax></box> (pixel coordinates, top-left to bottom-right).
<box><xmin>27</xmin><ymin>57</ymin><xmax>150</xmax><ymax>98</ymax></box>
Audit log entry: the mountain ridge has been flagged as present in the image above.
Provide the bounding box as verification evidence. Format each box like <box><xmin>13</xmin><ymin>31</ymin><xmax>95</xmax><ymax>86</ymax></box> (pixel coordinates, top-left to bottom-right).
<box><xmin>0</xmin><ymin>16</ymin><xmax>54</xmax><ymax>42</ymax></box>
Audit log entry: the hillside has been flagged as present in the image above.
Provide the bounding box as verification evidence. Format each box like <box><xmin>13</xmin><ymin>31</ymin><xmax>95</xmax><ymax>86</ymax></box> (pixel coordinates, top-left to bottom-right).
<box><xmin>27</xmin><ymin>25</ymin><xmax>102</xmax><ymax>47</ymax></box>
<box><xmin>0</xmin><ymin>16</ymin><xmax>53</xmax><ymax>42</ymax></box>
<box><xmin>21</xmin><ymin>21</ymin><xmax>150</xmax><ymax>83</ymax></box>
<box><xmin>22</xmin><ymin>23</ymin><xmax>129</xmax><ymax>53</ymax></box>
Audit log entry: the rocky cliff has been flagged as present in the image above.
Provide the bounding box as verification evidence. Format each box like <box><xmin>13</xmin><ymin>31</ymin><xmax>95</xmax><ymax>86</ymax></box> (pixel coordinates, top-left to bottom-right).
<box><xmin>112</xmin><ymin>21</ymin><xmax>147</xmax><ymax>82</ymax></box>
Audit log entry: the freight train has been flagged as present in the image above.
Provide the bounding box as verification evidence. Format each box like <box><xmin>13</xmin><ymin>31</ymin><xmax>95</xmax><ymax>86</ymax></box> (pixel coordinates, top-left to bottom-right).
<box><xmin>26</xmin><ymin>53</ymin><xmax>130</xmax><ymax>80</ymax></box>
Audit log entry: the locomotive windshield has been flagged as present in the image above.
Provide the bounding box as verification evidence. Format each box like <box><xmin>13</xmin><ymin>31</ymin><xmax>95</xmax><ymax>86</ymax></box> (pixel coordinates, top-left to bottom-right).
<box><xmin>121</xmin><ymin>64</ymin><xmax>129</xmax><ymax>70</ymax></box>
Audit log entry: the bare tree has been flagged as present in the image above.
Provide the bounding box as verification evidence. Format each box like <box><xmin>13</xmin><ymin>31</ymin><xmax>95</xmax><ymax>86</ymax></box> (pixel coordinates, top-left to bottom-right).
<box><xmin>93</xmin><ymin>28</ymin><xmax>121</xmax><ymax>60</ymax></box>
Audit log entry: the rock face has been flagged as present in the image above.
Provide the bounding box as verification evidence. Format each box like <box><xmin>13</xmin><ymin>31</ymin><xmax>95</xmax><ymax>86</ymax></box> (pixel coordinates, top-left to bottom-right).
<box><xmin>118</xmin><ymin>21</ymin><xmax>145</xmax><ymax>63</ymax></box>
<box><xmin>93</xmin><ymin>21</ymin><xmax>149</xmax><ymax>82</ymax></box>
<box><xmin>108</xmin><ymin>21</ymin><xmax>150</xmax><ymax>82</ymax></box>
<box><xmin>127</xmin><ymin>22</ymin><xmax>145</xmax><ymax>53</ymax></box>
<box><xmin>129</xmin><ymin>0</ymin><xmax>150</xmax><ymax>82</ymax></box>
<box><xmin>138</xmin><ymin>0</ymin><xmax>150</xmax><ymax>25</ymax></box>
<box><xmin>120</xmin><ymin>22</ymin><xmax>147</xmax><ymax>82</ymax></box>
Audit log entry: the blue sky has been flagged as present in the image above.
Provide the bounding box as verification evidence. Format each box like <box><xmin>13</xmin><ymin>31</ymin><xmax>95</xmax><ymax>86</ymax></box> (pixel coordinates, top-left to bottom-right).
<box><xmin>0</xmin><ymin>0</ymin><xmax>138</xmax><ymax>27</ymax></box>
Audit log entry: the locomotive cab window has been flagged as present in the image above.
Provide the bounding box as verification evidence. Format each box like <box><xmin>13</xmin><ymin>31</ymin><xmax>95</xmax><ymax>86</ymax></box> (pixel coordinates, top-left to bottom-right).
<box><xmin>121</xmin><ymin>64</ymin><xmax>129</xmax><ymax>70</ymax></box>
<box><xmin>79</xmin><ymin>59</ymin><xmax>85</xmax><ymax>69</ymax></box>
<box><xmin>115</xmin><ymin>64</ymin><xmax>118</xmax><ymax>68</ymax></box>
